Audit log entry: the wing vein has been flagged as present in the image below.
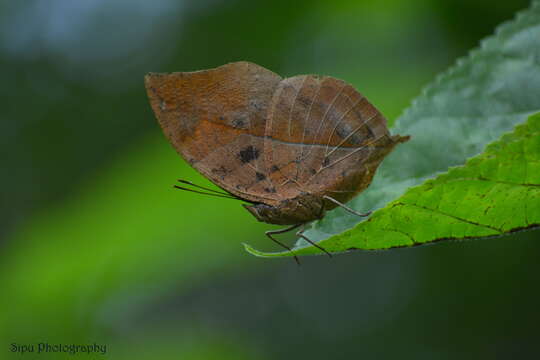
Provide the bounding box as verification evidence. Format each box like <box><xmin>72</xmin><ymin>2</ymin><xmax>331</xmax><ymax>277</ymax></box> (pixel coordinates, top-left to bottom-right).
<box><xmin>287</xmin><ymin>77</ymin><xmax>307</xmax><ymax>138</ymax></box>
<box><xmin>326</xmin><ymin>113</ymin><xmax>378</xmax><ymax>158</ymax></box>
<box><xmin>297</xmin><ymin>78</ymin><xmax>322</xmax><ymax>181</ymax></box>
<box><xmin>296</xmin><ymin>82</ymin><xmax>347</xmax><ymax>185</ymax></box>
<box><xmin>323</xmin><ymin>92</ymin><xmax>364</xmax><ymax>157</ymax></box>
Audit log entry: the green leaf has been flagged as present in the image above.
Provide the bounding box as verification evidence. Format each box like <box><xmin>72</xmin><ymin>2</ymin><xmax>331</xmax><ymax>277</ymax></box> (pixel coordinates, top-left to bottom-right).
<box><xmin>246</xmin><ymin>1</ymin><xmax>540</xmax><ymax>257</ymax></box>
<box><xmin>246</xmin><ymin>112</ymin><xmax>540</xmax><ymax>257</ymax></box>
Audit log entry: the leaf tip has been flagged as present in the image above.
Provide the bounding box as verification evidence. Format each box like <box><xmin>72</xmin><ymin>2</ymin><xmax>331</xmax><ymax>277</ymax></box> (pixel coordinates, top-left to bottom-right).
<box><xmin>242</xmin><ymin>243</ymin><xmax>266</xmax><ymax>257</ymax></box>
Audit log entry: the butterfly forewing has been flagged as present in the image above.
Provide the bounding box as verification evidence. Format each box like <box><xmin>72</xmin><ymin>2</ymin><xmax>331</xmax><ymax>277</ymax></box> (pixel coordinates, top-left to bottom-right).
<box><xmin>145</xmin><ymin>62</ymin><xmax>283</xmax><ymax>204</ymax></box>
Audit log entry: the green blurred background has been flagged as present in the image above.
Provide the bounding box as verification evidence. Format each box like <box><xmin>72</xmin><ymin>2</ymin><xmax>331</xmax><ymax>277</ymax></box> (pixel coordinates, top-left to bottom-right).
<box><xmin>1</xmin><ymin>0</ymin><xmax>538</xmax><ymax>359</ymax></box>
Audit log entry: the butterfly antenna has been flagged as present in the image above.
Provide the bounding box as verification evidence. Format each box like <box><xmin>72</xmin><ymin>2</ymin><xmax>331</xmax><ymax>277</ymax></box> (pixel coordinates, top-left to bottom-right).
<box><xmin>177</xmin><ymin>179</ymin><xmax>235</xmax><ymax>197</ymax></box>
<box><xmin>173</xmin><ymin>180</ymin><xmax>257</xmax><ymax>204</ymax></box>
<box><xmin>173</xmin><ymin>185</ymin><xmax>241</xmax><ymax>200</ymax></box>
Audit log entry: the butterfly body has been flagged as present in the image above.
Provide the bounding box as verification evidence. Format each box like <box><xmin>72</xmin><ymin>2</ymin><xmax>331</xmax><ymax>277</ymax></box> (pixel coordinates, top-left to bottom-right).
<box><xmin>243</xmin><ymin>192</ymin><xmax>325</xmax><ymax>225</ymax></box>
<box><xmin>145</xmin><ymin>61</ymin><xmax>409</xmax><ymax>227</ymax></box>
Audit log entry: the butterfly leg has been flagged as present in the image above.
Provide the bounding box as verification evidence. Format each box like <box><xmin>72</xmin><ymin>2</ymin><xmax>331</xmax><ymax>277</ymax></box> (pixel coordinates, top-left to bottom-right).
<box><xmin>323</xmin><ymin>195</ymin><xmax>371</xmax><ymax>217</ymax></box>
<box><xmin>265</xmin><ymin>224</ymin><xmax>302</xmax><ymax>265</ymax></box>
<box><xmin>295</xmin><ymin>224</ymin><xmax>332</xmax><ymax>258</ymax></box>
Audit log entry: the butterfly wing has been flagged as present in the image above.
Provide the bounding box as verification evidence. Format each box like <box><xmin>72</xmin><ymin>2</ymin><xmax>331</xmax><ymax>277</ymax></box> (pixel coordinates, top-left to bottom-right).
<box><xmin>264</xmin><ymin>75</ymin><xmax>409</xmax><ymax>207</ymax></box>
<box><xmin>145</xmin><ymin>61</ymin><xmax>283</xmax><ymax>204</ymax></box>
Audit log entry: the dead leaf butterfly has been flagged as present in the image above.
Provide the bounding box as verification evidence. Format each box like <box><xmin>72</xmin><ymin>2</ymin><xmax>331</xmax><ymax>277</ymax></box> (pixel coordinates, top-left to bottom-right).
<box><xmin>145</xmin><ymin>61</ymin><xmax>409</xmax><ymax>262</ymax></box>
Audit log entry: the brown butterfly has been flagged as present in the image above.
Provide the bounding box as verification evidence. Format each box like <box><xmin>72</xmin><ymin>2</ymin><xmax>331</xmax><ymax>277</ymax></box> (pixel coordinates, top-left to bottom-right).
<box><xmin>145</xmin><ymin>61</ymin><xmax>409</xmax><ymax>262</ymax></box>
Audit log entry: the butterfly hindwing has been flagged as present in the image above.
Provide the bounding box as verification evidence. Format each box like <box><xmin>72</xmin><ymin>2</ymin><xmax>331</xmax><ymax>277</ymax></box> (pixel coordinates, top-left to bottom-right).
<box><xmin>263</xmin><ymin>74</ymin><xmax>406</xmax><ymax>207</ymax></box>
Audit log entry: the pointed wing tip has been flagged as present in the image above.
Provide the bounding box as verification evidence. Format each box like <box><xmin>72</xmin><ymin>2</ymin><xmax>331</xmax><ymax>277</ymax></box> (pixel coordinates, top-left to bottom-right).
<box><xmin>144</xmin><ymin>72</ymin><xmax>168</xmax><ymax>90</ymax></box>
<box><xmin>144</xmin><ymin>72</ymin><xmax>166</xmax><ymax>79</ymax></box>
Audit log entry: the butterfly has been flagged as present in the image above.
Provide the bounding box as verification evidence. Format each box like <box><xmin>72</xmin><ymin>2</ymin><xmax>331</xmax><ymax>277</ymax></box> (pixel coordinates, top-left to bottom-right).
<box><xmin>145</xmin><ymin>61</ymin><xmax>409</xmax><ymax>262</ymax></box>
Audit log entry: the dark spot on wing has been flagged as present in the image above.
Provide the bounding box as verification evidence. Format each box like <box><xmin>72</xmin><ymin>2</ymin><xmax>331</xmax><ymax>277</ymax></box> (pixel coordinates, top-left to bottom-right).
<box><xmin>336</xmin><ymin>124</ymin><xmax>350</xmax><ymax>139</ymax></box>
<box><xmin>336</xmin><ymin>123</ymin><xmax>363</xmax><ymax>145</ymax></box>
<box><xmin>297</xmin><ymin>96</ymin><xmax>311</xmax><ymax>107</ymax></box>
<box><xmin>270</xmin><ymin>165</ymin><xmax>279</xmax><ymax>173</ymax></box>
<box><xmin>250</xmin><ymin>100</ymin><xmax>262</xmax><ymax>111</ymax></box>
<box><xmin>255</xmin><ymin>172</ymin><xmax>266</xmax><ymax>181</ymax></box>
<box><xmin>232</xmin><ymin>116</ymin><xmax>248</xmax><ymax>129</ymax></box>
<box><xmin>366</xmin><ymin>124</ymin><xmax>376</xmax><ymax>139</ymax></box>
<box><xmin>238</xmin><ymin>146</ymin><xmax>260</xmax><ymax>163</ymax></box>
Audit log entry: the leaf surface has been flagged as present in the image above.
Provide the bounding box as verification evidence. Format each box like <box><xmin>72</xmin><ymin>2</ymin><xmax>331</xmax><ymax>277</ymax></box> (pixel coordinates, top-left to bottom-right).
<box><xmin>246</xmin><ymin>1</ymin><xmax>540</xmax><ymax>257</ymax></box>
<box><xmin>245</xmin><ymin>112</ymin><xmax>540</xmax><ymax>256</ymax></box>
